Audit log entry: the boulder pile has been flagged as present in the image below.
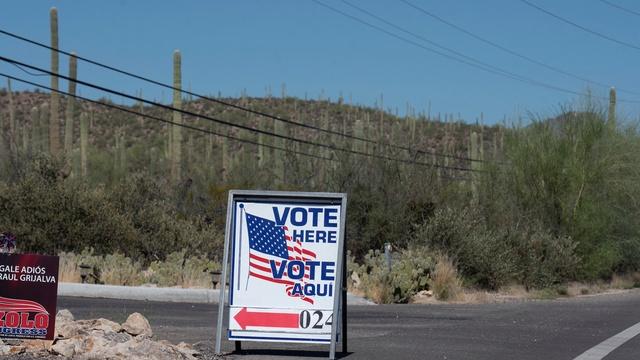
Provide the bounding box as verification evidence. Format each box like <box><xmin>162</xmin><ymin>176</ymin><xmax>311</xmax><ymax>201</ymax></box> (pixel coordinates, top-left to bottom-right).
<box><xmin>0</xmin><ymin>310</ymin><xmax>199</xmax><ymax>359</ymax></box>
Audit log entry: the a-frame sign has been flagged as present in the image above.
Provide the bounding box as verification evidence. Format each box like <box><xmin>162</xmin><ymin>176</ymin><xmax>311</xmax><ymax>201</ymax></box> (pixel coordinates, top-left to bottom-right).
<box><xmin>215</xmin><ymin>190</ymin><xmax>348</xmax><ymax>359</ymax></box>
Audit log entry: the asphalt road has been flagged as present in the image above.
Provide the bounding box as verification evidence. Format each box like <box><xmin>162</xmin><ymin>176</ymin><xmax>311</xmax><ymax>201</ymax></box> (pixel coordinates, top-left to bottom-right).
<box><xmin>58</xmin><ymin>290</ymin><xmax>640</xmax><ymax>360</ymax></box>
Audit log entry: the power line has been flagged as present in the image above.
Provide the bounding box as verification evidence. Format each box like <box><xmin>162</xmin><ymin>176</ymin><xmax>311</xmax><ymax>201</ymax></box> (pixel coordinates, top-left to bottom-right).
<box><xmin>520</xmin><ymin>0</ymin><xmax>640</xmax><ymax>52</ymax></box>
<box><xmin>398</xmin><ymin>0</ymin><xmax>639</xmax><ymax>96</ymax></box>
<box><xmin>10</xmin><ymin>63</ymin><xmax>48</xmax><ymax>77</ymax></box>
<box><xmin>599</xmin><ymin>0</ymin><xmax>640</xmax><ymax>17</ymax></box>
<box><xmin>0</xmin><ymin>57</ymin><xmax>479</xmax><ymax>173</ymax></box>
<box><xmin>341</xmin><ymin>0</ymin><xmax>534</xmax><ymax>80</ymax></box>
<box><xmin>312</xmin><ymin>0</ymin><xmax>640</xmax><ymax>104</ymax></box>
<box><xmin>2</xmin><ymin>70</ymin><xmax>471</xmax><ymax>182</ymax></box>
<box><xmin>0</xmin><ymin>72</ymin><xmax>332</xmax><ymax>162</ymax></box>
<box><xmin>318</xmin><ymin>1</ymin><xmax>540</xmax><ymax>88</ymax></box>
<box><xmin>0</xmin><ymin>28</ymin><xmax>485</xmax><ymax>164</ymax></box>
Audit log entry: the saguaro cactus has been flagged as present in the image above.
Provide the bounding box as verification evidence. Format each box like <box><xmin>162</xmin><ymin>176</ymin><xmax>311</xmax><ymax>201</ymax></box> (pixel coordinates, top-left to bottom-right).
<box><xmin>608</xmin><ymin>87</ymin><xmax>616</xmax><ymax>129</ymax></box>
<box><xmin>432</xmin><ymin>153</ymin><xmax>440</xmax><ymax>183</ymax></box>
<box><xmin>221</xmin><ymin>134</ymin><xmax>229</xmax><ymax>183</ymax></box>
<box><xmin>187</xmin><ymin>133</ymin><xmax>194</xmax><ymax>169</ymax></box>
<box><xmin>378</xmin><ymin>94</ymin><xmax>384</xmax><ymax>142</ymax></box>
<box><xmin>6</xmin><ymin>78</ymin><xmax>17</xmax><ymax>159</ymax></box>
<box><xmin>470</xmin><ymin>131</ymin><xmax>480</xmax><ymax>202</ymax></box>
<box><xmin>30</xmin><ymin>105</ymin><xmax>39</xmax><ymax>153</ymax></box>
<box><xmin>257</xmin><ymin>120</ymin><xmax>264</xmax><ymax>169</ymax></box>
<box><xmin>39</xmin><ymin>103</ymin><xmax>50</xmax><ymax>153</ymax></box>
<box><xmin>64</xmin><ymin>52</ymin><xmax>77</xmax><ymax>155</ymax></box>
<box><xmin>7</xmin><ymin>79</ymin><xmax>15</xmax><ymax>142</ymax></box>
<box><xmin>137</xmin><ymin>89</ymin><xmax>144</xmax><ymax>125</ymax></box>
<box><xmin>409</xmin><ymin>105</ymin><xmax>417</xmax><ymax>145</ymax></box>
<box><xmin>49</xmin><ymin>7</ymin><xmax>60</xmax><ymax>156</ymax></box>
<box><xmin>119</xmin><ymin>130</ymin><xmax>126</xmax><ymax>174</ymax></box>
<box><xmin>114</xmin><ymin>128</ymin><xmax>126</xmax><ymax>176</ymax></box>
<box><xmin>80</xmin><ymin>112</ymin><xmax>88</xmax><ymax>177</ymax></box>
<box><xmin>171</xmin><ymin>50</ymin><xmax>182</xmax><ymax>182</ymax></box>
<box><xmin>205</xmin><ymin>125</ymin><xmax>214</xmax><ymax>179</ymax></box>
<box><xmin>354</xmin><ymin>119</ymin><xmax>364</xmax><ymax>153</ymax></box>
<box><xmin>492</xmin><ymin>130</ymin><xmax>499</xmax><ymax>159</ymax></box>
<box><xmin>364</xmin><ymin>111</ymin><xmax>371</xmax><ymax>155</ymax></box>
<box><xmin>114</xmin><ymin>129</ymin><xmax>120</xmax><ymax>175</ymax></box>
<box><xmin>274</xmin><ymin>119</ymin><xmax>286</xmax><ymax>185</ymax></box>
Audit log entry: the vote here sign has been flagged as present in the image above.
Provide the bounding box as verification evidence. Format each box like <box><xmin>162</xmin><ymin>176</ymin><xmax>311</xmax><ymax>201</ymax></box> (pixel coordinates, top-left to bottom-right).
<box><xmin>226</xmin><ymin>191</ymin><xmax>346</xmax><ymax>344</ymax></box>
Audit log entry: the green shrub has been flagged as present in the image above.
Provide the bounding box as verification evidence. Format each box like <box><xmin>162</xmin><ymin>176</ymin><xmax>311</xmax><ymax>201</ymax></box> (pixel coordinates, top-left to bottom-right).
<box><xmin>349</xmin><ymin>246</ymin><xmax>434</xmax><ymax>303</ymax></box>
<box><xmin>413</xmin><ymin>207</ymin><xmax>579</xmax><ymax>290</ymax></box>
<box><xmin>517</xmin><ymin>228</ymin><xmax>579</xmax><ymax>289</ymax></box>
<box><xmin>388</xmin><ymin>246</ymin><xmax>435</xmax><ymax>303</ymax></box>
<box><xmin>414</xmin><ymin>207</ymin><xmax>516</xmax><ymax>289</ymax></box>
<box><xmin>0</xmin><ymin>157</ymin><xmax>223</xmax><ymax>264</ymax></box>
<box><xmin>485</xmin><ymin>109</ymin><xmax>640</xmax><ymax>281</ymax></box>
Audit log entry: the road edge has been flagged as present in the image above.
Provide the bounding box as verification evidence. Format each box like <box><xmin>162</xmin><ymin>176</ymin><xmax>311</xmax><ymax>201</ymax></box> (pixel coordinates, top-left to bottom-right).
<box><xmin>57</xmin><ymin>282</ymin><xmax>375</xmax><ymax>305</ymax></box>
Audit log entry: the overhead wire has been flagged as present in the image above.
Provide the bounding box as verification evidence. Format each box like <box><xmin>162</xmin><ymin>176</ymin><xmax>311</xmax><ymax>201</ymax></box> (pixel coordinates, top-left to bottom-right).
<box><xmin>10</xmin><ymin>62</ymin><xmax>48</xmax><ymax>77</ymax></box>
<box><xmin>3</xmin><ymin>69</ymin><xmax>472</xmax><ymax>181</ymax></box>
<box><xmin>0</xmin><ymin>71</ymin><xmax>333</xmax><ymax>162</ymax></box>
<box><xmin>0</xmin><ymin>28</ymin><xmax>487</xmax><ymax>164</ymax></box>
<box><xmin>312</xmin><ymin>0</ymin><xmax>640</xmax><ymax>104</ymax></box>
<box><xmin>0</xmin><ymin>56</ymin><xmax>479</xmax><ymax>173</ymax></box>
<box><xmin>519</xmin><ymin>0</ymin><xmax>640</xmax><ymax>52</ymax></box>
<box><xmin>598</xmin><ymin>0</ymin><xmax>640</xmax><ymax>17</ymax></box>
<box><xmin>398</xmin><ymin>0</ymin><xmax>639</xmax><ymax>96</ymax></box>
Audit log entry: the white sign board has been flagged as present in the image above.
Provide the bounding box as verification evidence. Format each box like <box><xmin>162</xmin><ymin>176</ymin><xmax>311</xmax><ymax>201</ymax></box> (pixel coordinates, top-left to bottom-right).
<box><xmin>215</xmin><ymin>190</ymin><xmax>347</xmax><ymax>354</ymax></box>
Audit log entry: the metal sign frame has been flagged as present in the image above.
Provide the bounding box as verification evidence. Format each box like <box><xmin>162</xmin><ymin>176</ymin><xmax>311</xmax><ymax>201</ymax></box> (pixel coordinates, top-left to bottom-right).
<box><xmin>215</xmin><ymin>190</ymin><xmax>347</xmax><ymax>359</ymax></box>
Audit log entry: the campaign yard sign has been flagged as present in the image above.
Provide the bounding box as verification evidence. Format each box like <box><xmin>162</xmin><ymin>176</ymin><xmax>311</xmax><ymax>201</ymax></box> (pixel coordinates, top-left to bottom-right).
<box><xmin>215</xmin><ymin>190</ymin><xmax>347</xmax><ymax>357</ymax></box>
<box><xmin>0</xmin><ymin>253</ymin><xmax>59</xmax><ymax>340</ymax></box>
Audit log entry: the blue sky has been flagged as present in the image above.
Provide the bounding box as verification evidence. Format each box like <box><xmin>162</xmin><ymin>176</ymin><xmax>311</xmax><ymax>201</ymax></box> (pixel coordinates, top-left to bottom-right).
<box><xmin>1</xmin><ymin>0</ymin><xmax>640</xmax><ymax>125</ymax></box>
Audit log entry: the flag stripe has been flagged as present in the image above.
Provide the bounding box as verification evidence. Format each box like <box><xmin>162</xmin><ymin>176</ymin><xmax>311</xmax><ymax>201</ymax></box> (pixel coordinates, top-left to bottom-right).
<box><xmin>245</xmin><ymin>212</ymin><xmax>318</xmax><ymax>305</ymax></box>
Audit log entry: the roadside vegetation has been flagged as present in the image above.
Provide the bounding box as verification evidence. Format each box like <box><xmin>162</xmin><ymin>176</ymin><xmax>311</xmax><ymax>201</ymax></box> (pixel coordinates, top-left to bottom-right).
<box><xmin>2</xmin><ymin>85</ymin><xmax>640</xmax><ymax>303</ymax></box>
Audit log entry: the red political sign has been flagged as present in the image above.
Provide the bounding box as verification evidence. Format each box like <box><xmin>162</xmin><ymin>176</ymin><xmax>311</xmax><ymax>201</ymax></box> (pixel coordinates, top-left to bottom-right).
<box><xmin>0</xmin><ymin>253</ymin><xmax>59</xmax><ymax>340</ymax></box>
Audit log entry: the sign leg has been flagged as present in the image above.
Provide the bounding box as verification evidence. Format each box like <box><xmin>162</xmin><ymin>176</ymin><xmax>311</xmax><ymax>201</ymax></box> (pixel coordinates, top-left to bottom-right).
<box><xmin>215</xmin><ymin>195</ymin><xmax>235</xmax><ymax>355</ymax></box>
<box><xmin>235</xmin><ymin>341</ymin><xmax>242</xmax><ymax>353</ymax></box>
<box><xmin>341</xmin><ymin>247</ymin><xmax>348</xmax><ymax>354</ymax></box>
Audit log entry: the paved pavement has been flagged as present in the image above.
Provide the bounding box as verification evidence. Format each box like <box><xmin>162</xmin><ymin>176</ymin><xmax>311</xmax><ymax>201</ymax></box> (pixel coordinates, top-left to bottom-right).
<box><xmin>58</xmin><ymin>289</ymin><xmax>640</xmax><ymax>359</ymax></box>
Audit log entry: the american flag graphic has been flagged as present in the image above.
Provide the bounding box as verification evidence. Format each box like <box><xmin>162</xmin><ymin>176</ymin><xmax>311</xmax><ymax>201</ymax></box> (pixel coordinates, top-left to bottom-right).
<box><xmin>0</xmin><ymin>296</ymin><xmax>48</xmax><ymax>314</ymax></box>
<box><xmin>246</xmin><ymin>212</ymin><xmax>317</xmax><ymax>304</ymax></box>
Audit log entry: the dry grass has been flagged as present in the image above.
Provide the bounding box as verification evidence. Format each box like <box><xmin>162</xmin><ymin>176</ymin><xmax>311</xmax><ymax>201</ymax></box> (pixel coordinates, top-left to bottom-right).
<box><xmin>365</xmin><ymin>280</ymin><xmax>393</xmax><ymax>304</ymax></box>
<box><xmin>99</xmin><ymin>254</ymin><xmax>144</xmax><ymax>286</ymax></box>
<box><xmin>413</xmin><ymin>275</ymin><xmax>640</xmax><ymax>304</ymax></box>
<box><xmin>58</xmin><ymin>252</ymin><xmax>81</xmax><ymax>283</ymax></box>
<box><xmin>611</xmin><ymin>273</ymin><xmax>636</xmax><ymax>290</ymax></box>
<box><xmin>148</xmin><ymin>250</ymin><xmax>219</xmax><ymax>288</ymax></box>
<box><xmin>430</xmin><ymin>255</ymin><xmax>463</xmax><ymax>301</ymax></box>
<box><xmin>57</xmin><ymin>250</ymin><xmax>219</xmax><ymax>288</ymax></box>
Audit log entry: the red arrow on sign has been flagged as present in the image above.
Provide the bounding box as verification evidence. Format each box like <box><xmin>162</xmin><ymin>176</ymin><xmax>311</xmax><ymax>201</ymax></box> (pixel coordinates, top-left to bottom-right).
<box><xmin>233</xmin><ymin>307</ymin><xmax>299</xmax><ymax>330</ymax></box>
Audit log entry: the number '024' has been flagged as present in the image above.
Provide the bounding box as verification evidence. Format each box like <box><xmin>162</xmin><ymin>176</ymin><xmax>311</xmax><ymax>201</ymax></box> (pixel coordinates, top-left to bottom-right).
<box><xmin>299</xmin><ymin>310</ymin><xmax>332</xmax><ymax>329</ymax></box>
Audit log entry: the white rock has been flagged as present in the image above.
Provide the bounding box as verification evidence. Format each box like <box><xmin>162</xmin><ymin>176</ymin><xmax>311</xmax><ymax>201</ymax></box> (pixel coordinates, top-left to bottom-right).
<box><xmin>125</xmin><ymin>337</ymin><xmax>197</xmax><ymax>360</ymax></box>
<box><xmin>22</xmin><ymin>339</ymin><xmax>53</xmax><ymax>352</ymax></box>
<box><xmin>122</xmin><ymin>312</ymin><xmax>153</xmax><ymax>338</ymax></box>
<box><xmin>45</xmin><ymin>313</ymin><xmax>198</xmax><ymax>359</ymax></box>
<box><xmin>56</xmin><ymin>309</ymin><xmax>75</xmax><ymax>322</ymax></box>
<box><xmin>176</xmin><ymin>341</ymin><xmax>199</xmax><ymax>358</ymax></box>
<box><xmin>50</xmin><ymin>337</ymin><xmax>82</xmax><ymax>357</ymax></box>
<box><xmin>0</xmin><ymin>344</ymin><xmax>25</xmax><ymax>355</ymax></box>
<box><xmin>78</xmin><ymin>318</ymin><xmax>122</xmax><ymax>333</ymax></box>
